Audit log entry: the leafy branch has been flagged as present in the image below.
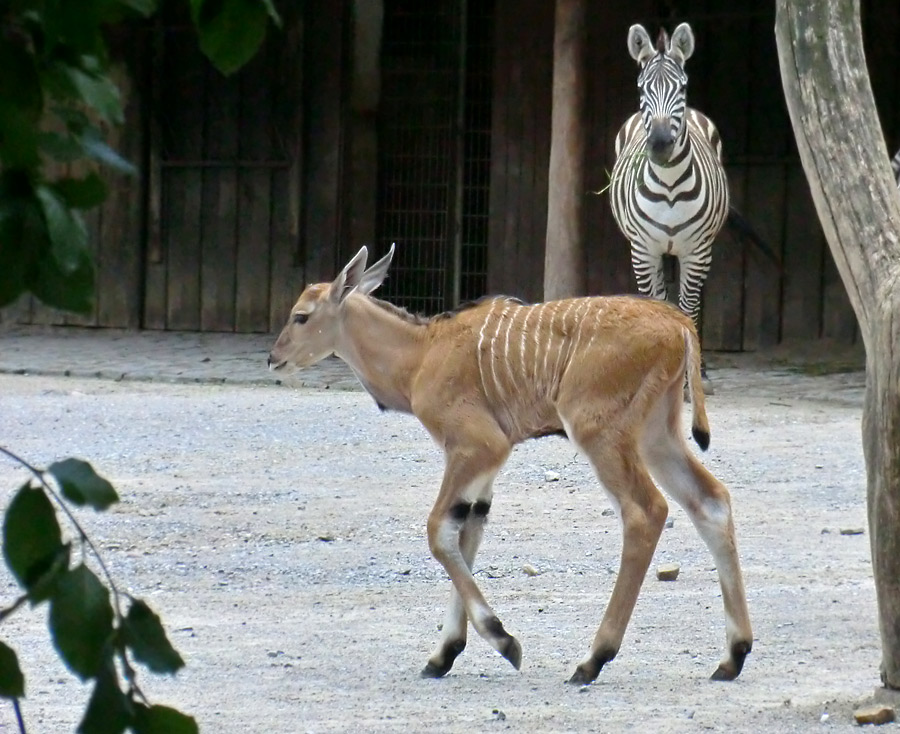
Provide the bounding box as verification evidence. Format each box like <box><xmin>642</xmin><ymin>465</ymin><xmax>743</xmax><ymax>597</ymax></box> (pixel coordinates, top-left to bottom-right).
<box><xmin>588</xmin><ymin>148</ymin><xmax>649</xmax><ymax>196</ymax></box>
<box><xmin>1</xmin><ymin>448</ymin><xmax>196</xmax><ymax>734</ymax></box>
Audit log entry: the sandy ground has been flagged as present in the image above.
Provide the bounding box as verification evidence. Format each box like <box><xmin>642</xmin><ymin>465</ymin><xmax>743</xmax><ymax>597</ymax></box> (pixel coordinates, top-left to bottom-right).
<box><xmin>0</xmin><ymin>364</ymin><xmax>894</xmax><ymax>733</ymax></box>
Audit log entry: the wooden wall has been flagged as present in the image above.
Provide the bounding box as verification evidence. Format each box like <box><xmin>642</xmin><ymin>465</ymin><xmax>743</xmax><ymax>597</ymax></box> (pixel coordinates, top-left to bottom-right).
<box><xmin>487</xmin><ymin>0</ymin><xmax>554</xmax><ymax>304</ymax></box>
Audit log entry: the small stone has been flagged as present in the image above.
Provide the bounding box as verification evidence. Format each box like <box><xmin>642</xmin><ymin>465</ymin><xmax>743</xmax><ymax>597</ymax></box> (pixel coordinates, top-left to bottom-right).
<box><xmin>656</xmin><ymin>563</ymin><xmax>680</xmax><ymax>581</ymax></box>
<box><xmin>522</xmin><ymin>564</ymin><xmax>540</xmax><ymax>577</ymax></box>
<box><xmin>820</xmin><ymin>712</ymin><xmax>829</xmax><ymax>723</ymax></box>
<box><xmin>544</xmin><ymin>471</ymin><xmax>560</xmax><ymax>482</ymax></box>
<box><xmin>853</xmin><ymin>705</ymin><xmax>895</xmax><ymax>725</ymax></box>
<box><xmin>840</xmin><ymin>527</ymin><xmax>865</xmax><ymax>536</ymax></box>
<box><xmin>664</xmin><ymin>518</ymin><xmax>675</xmax><ymax>529</ymax></box>
<box><xmin>601</xmin><ymin>508</ymin><xmax>616</xmax><ymax>517</ymax></box>
<box><xmin>317</xmin><ymin>534</ymin><xmax>335</xmax><ymax>542</ymax></box>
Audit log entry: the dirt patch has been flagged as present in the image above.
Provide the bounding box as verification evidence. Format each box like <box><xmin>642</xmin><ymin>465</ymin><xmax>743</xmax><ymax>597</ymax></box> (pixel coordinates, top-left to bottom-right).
<box><xmin>0</xmin><ymin>368</ymin><xmax>887</xmax><ymax>733</ymax></box>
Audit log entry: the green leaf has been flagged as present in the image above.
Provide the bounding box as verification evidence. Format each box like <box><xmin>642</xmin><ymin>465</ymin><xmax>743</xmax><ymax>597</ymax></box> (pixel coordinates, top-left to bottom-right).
<box><xmin>38</xmin><ymin>130</ymin><xmax>87</xmax><ymax>163</ymax></box>
<box><xmin>48</xmin><ymin>459</ymin><xmax>119</xmax><ymax>511</ymax></box>
<box><xmin>66</xmin><ymin>67</ymin><xmax>123</xmax><ymax>125</ymax></box>
<box><xmin>80</xmin><ymin>127</ymin><xmax>137</xmax><ymax>174</ymax></box>
<box><xmin>133</xmin><ymin>704</ymin><xmax>198</xmax><ymax>734</ymax></box>
<box><xmin>49</xmin><ymin>564</ymin><xmax>115</xmax><ymax>680</ymax></box>
<box><xmin>191</xmin><ymin>0</ymin><xmax>270</xmax><ymax>76</ymax></box>
<box><xmin>53</xmin><ymin>173</ymin><xmax>109</xmax><ymax>210</ymax></box>
<box><xmin>0</xmin><ymin>640</ymin><xmax>25</xmax><ymax>699</ymax></box>
<box><xmin>78</xmin><ymin>659</ymin><xmax>132</xmax><ymax>734</ymax></box>
<box><xmin>35</xmin><ymin>185</ymin><xmax>89</xmax><ymax>274</ymax></box>
<box><xmin>27</xmin><ymin>543</ymin><xmax>72</xmax><ymax>605</ymax></box>
<box><xmin>0</xmin><ymin>43</ymin><xmax>44</xmax><ymax>119</ymax></box>
<box><xmin>29</xmin><ymin>243</ymin><xmax>95</xmax><ymax>314</ymax></box>
<box><xmin>122</xmin><ymin>600</ymin><xmax>185</xmax><ymax>674</ymax></box>
<box><xmin>0</xmin><ymin>106</ymin><xmax>41</xmax><ymax>169</ymax></box>
<box><xmin>261</xmin><ymin>0</ymin><xmax>282</xmax><ymax>26</ymax></box>
<box><xmin>118</xmin><ymin>0</ymin><xmax>159</xmax><ymax>16</ymax></box>
<box><xmin>2</xmin><ymin>483</ymin><xmax>64</xmax><ymax>590</ymax></box>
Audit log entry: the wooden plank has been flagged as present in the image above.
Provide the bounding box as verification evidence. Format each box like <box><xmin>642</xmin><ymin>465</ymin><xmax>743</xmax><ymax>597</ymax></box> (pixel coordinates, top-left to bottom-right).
<box><xmin>302</xmin><ymin>0</ymin><xmax>346</xmax><ymax>282</ymax></box>
<box><xmin>499</xmin><ymin>5</ymin><xmax>524</xmax><ymax>297</ymax></box>
<box><xmin>702</xmin><ymin>165</ymin><xmax>745</xmax><ymax>351</ymax></box>
<box><xmin>527</xmin><ymin>0</ymin><xmax>554</xmax><ymax>303</ymax></box>
<box><xmin>821</xmin><ymin>246</ymin><xmax>859</xmax><ymax>343</ymax></box>
<box><xmin>98</xmin><ymin>52</ymin><xmax>144</xmax><ymax>328</ymax></box>
<box><xmin>234</xmin><ymin>43</ymin><xmax>273</xmax><ymax>333</ymax></box>
<box><xmin>697</xmin><ymin>10</ymin><xmax>753</xmax><ymax>352</ymax></box>
<box><xmin>163</xmin><ymin>33</ymin><xmax>204</xmax><ymax>330</ymax></box>
<box><xmin>780</xmin><ymin>163</ymin><xmax>823</xmax><ymax>340</ymax></box>
<box><xmin>269</xmin><ymin>6</ymin><xmax>305</xmax><ymax>331</ymax></box>
<box><xmin>486</xmin><ymin>0</ymin><xmax>511</xmax><ymax>295</ymax></box>
<box><xmin>64</xmin><ymin>204</ymin><xmax>102</xmax><ymax>326</ymax></box>
<box><xmin>143</xmin><ymin>19</ymin><xmax>167</xmax><ymax>330</ymax></box>
<box><xmin>741</xmin><ymin>164</ymin><xmax>785</xmax><ymax>350</ymax></box>
<box><xmin>200</xmin><ymin>63</ymin><xmax>239</xmax><ymax>332</ymax></box>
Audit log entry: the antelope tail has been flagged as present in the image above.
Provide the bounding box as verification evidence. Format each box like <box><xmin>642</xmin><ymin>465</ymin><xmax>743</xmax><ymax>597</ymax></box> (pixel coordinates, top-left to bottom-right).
<box><xmin>684</xmin><ymin>327</ymin><xmax>710</xmax><ymax>450</ymax></box>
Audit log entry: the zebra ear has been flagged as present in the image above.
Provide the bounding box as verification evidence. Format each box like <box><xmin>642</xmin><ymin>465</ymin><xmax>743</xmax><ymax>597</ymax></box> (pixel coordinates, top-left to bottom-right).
<box><xmin>669</xmin><ymin>23</ymin><xmax>695</xmax><ymax>64</ymax></box>
<box><xmin>627</xmin><ymin>25</ymin><xmax>654</xmax><ymax>65</ymax></box>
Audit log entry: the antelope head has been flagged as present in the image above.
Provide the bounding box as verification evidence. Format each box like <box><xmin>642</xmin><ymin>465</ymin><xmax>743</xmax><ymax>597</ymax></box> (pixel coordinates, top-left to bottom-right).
<box><xmin>268</xmin><ymin>244</ymin><xmax>395</xmax><ymax>372</ymax></box>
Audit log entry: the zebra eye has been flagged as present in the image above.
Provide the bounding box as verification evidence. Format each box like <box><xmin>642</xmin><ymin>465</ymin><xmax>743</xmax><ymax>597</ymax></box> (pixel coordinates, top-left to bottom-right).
<box><xmin>293</xmin><ymin>313</ymin><xmax>309</xmax><ymax>325</ymax></box>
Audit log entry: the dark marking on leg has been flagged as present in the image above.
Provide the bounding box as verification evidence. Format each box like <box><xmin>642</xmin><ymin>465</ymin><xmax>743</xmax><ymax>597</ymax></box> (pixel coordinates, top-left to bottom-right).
<box><xmin>472</xmin><ymin>501</ymin><xmax>491</xmax><ymax>518</ymax></box>
<box><xmin>484</xmin><ymin>616</ymin><xmax>522</xmax><ymax>670</ymax></box>
<box><xmin>692</xmin><ymin>426</ymin><xmax>710</xmax><ymax>451</ymax></box>
<box><xmin>710</xmin><ymin>640</ymin><xmax>752</xmax><ymax>682</ymax></box>
<box><xmin>448</xmin><ymin>502</ymin><xmax>471</xmax><ymax>522</ymax></box>
<box><xmin>420</xmin><ymin>640</ymin><xmax>466</xmax><ymax>679</ymax></box>
<box><xmin>567</xmin><ymin>647</ymin><xmax>617</xmax><ymax>685</ymax></box>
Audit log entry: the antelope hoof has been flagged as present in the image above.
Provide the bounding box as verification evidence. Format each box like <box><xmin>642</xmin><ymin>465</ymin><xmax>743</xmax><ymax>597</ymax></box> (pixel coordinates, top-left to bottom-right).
<box><xmin>710</xmin><ymin>641</ymin><xmax>752</xmax><ymax>681</ymax></box>
<box><xmin>501</xmin><ymin>636</ymin><xmax>523</xmax><ymax>670</ymax></box>
<box><xmin>420</xmin><ymin>640</ymin><xmax>466</xmax><ymax>679</ymax></box>
<box><xmin>567</xmin><ymin>649</ymin><xmax>616</xmax><ymax>685</ymax></box>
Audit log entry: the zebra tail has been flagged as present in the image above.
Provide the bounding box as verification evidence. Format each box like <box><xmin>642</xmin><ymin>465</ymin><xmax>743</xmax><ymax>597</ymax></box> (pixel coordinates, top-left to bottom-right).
<box><xmin>684</xmin><ymin>327</ymin><xmax>711</xmax><ymax>451</ymax></box>
<box><xmin>726</xmin><ymin>205</ymin><xmax>783</xmax><ymax>273</ymax></box>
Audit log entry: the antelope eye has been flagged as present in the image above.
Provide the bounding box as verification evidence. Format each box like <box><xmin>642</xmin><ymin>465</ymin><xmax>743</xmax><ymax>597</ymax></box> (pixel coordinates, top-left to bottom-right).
<box><xmin>293</xmin><ymin>313</ymin><xmax>309</xmax><ymax>325</ymax></box>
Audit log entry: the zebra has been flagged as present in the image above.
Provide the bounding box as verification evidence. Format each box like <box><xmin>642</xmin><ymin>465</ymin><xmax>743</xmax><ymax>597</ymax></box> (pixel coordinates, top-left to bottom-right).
<box><xmin>609</xmin><ymin>22</ymin><xmax>727</xmax><ymax>392</ymax></box>
<box><xmin>892</xmin><ymin>147</ymin><xmax>900</xmax><ymax>188</ymax></box>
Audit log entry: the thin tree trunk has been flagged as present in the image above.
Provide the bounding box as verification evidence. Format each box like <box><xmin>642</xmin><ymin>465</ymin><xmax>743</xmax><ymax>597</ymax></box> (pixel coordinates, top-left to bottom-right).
<box><xmin>776</xmin><ymin>0</ymin><xmax>900</xmax><ymax>689</ymax></box>
<box><xmin>544</xmin><ymin>0</ymin><xmax>586</xmax><ymax>300</ymax></box>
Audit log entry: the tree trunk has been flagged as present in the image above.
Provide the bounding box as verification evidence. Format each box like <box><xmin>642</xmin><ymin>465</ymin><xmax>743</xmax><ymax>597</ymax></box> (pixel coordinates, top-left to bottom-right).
<box><xmin>544</xmin><ymin>0</ymin><xmax>586</xmax><ymax>300</ymax></box>
<box><xmin>776</xmin><ymin>0</ymin><xmax>900</xmax><ymax>689</ymax></box>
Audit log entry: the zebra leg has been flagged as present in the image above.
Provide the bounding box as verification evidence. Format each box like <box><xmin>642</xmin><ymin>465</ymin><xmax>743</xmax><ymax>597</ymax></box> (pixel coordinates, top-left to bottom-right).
<box><xmin>677</xmin><ymin>248</ymin><xmax>714</xmax><ymax>395</ymax></box>
<box><xmin>631</xmin><ymin>244</ymin><xmax>667</xmax><ymax>301</ymax></box>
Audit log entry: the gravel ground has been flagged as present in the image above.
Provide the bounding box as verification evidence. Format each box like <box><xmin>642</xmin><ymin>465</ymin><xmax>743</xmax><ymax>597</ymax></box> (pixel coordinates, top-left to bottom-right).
<box><xmin>0</xmin><ymin>361</ymin><xmax>894</xmax><ymax>733</ymax></box>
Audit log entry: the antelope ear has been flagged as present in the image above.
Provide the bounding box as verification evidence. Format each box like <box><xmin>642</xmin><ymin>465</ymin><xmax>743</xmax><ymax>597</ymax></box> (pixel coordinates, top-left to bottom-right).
<box><xmin>627</xmin><ymin>25</ymin><xmax>654</xmax><ymax>65</ymax></box>
<box><xmin>670</xmin><ymin>23</ymin><xmax>695</xmax><ymax>64</ymax></box>
<box><xmin>330</xmin><ymin>246</ymin><xmax>369</xmax><ymax>304</ymax></box>
<box><xmin>357</xmin><ymin>243</ymin><xmax>395</xmax><ymax>295</ymax></box>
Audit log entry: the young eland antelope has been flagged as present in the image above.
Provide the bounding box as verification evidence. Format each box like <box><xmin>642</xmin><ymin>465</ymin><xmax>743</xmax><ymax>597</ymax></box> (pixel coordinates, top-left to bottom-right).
<box><xmin>268</xmin><ymin>245</ymin><xmax>752</xmax><ymax>684</ymax></box>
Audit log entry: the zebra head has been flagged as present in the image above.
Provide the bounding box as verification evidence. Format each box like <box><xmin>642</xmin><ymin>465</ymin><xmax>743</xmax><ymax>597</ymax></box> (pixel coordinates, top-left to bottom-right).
<box><xmin>627</xmin><ymin>22</ymin><xmax>695</xmax><ymax>166</ymax></box>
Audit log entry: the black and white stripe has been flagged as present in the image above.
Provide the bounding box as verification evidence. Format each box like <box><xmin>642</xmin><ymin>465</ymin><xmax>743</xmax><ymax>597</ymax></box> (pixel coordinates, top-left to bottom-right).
<box><xmin>892</xmin><ymin>147</ymin><xmax>900</xmax><ymax>188</ymax></box>
<box><xmin>610</xmin><ymin>23</ymin><xmax>729</xmax><ymax>328</ymax></box>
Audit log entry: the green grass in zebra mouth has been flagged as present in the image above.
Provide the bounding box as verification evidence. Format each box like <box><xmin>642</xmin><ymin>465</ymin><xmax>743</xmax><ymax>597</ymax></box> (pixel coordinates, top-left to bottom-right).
<box><xmin>588</xmin><ymin>148</ymin><xmax>649</xmax><ymax>197</ymax></box>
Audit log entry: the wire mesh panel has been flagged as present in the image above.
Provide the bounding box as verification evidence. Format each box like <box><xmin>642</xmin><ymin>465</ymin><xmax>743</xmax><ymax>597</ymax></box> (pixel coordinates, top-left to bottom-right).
<box><xmin>376</xmin><ymin>0</ymin><xmax>493</xmax><ymax>314</ymax></box>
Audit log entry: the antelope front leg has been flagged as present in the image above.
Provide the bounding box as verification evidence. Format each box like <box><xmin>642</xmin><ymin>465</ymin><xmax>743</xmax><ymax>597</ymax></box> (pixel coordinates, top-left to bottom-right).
<box><xmin>420</xmin><ymin>499</ymin><xmax>491</xmax><ymax>678</ymax></box>
<box><xmin>423</xmin><ymin>443</ymin><xmax>518</xmax><ymax>676</ymax></box>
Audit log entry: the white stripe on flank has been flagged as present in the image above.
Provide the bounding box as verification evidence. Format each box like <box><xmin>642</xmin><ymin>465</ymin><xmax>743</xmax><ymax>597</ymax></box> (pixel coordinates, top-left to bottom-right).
<box><xmin>502</xmin><ymin>304</ymin><xmax>519</xmax><ymax>389</ymax></box>
<box><xmin>567</xmin><ymin>300</ymin><xmax>590</xmax><ymax>373</ymax></box>
<box><xmin>551</xmin><ymin>301</ymin><xmax>578</xmax><ymax>386</ymax></box>
<box><xmin>585</xmin><ymin>304</ymin><xmax>602</xmax><ymax>352</ymax></box>
<box><xmin>533</xmin><ymin>305</ymin><xmax>545</xmax><ymax>387</ymax></box>
<box><xmin>519</xmin><ymin>306</ymin><xmax>534</xmax><ymax>383</ymax></box>
<box><xmin>477</xmin><ymin>302</ymin><xmax>494</xmax><ymax>398</ymax></box>
<box><xmin>490</xmin><ymin>303</ymin><xmax>510</xmax><ymax>404</ymax></box>
<box><xmin>541</xmin><ymin>304</ymin><xmax>561</xmax><ymax>397</ymax></box>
